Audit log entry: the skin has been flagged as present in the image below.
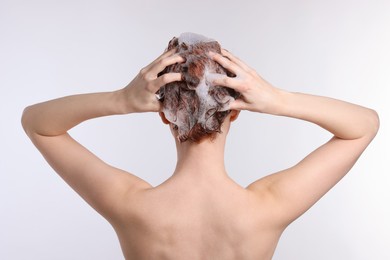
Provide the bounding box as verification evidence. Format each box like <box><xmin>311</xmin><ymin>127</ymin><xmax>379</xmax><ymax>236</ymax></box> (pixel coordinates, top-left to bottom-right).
<box><xmin>22</xmin><ymin>47</ymin><xmax>379</xmax><ymax>260</ymax></box>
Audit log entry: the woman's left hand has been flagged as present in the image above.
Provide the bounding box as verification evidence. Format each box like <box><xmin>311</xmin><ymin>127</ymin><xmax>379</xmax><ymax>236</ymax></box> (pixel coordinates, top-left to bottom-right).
<box><xmin>121</xmin><ymin>48</ymin><xmax>184</xmax><ymax>113</ymax></box>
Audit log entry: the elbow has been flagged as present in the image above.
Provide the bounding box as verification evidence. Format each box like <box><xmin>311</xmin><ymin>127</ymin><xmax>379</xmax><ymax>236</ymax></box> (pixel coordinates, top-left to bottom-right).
<box><xmin>367</xmin><ymin>109</ymin><xmax>380</xmax><ymax>138</ymax></box>
<box><xmin>21</xmin><ymin>106</ymin><xmax>33</xmax><ymax>136</ymax></box>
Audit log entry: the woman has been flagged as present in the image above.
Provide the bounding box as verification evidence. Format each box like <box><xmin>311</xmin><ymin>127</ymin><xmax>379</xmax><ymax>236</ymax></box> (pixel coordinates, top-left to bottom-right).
<box><xmin>22</xmin><ymin>34</ymin><xmax>379</xmax><ymax>260</ymax></box>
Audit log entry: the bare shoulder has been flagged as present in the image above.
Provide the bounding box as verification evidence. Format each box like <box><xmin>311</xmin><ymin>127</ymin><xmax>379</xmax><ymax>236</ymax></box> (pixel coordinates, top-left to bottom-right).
<box><xmin>27</xmin><ymin>132</ymin><xmax>152</xmax><ymax>223</ymax></box>
<box><xmin>246</xmin><ymin>134</ymin><xmax>377</xmax><ymax>226</ymax></box>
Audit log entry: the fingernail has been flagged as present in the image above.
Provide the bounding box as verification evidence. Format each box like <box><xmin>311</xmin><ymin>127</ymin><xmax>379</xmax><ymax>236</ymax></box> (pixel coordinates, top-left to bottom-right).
<box><xmin>207</xmin><ymin>51</ymin><xmax>216</xmax><ymax>57</ymax></box>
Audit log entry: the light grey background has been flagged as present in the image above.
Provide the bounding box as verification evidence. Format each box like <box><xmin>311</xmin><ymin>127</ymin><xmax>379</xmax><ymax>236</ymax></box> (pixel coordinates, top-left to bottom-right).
<box><xmin>1</xmin><ymin>0</ymin><xmax>389</xmax><ymax>259</ymax></box>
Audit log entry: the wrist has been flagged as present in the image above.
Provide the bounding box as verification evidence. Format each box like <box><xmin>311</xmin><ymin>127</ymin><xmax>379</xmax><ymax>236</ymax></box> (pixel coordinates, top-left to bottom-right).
<box><xmin>274</xmin><ymin>90</ymin><xmax>301</xmax><ymax>117</ymax></box>
<box><xmin>261</xmin><ymin>87</ymin><xmax>293</xmax><ymax>116</ymax></box>
<box><xmin>113</xmin><ymin>88</ymin><xmax>134</xmax><ymax>114</ymax></box>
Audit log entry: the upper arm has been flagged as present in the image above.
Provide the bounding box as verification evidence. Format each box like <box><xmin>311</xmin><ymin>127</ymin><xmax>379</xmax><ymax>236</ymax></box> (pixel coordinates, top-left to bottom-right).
<box><xmin>29</xmin><ymin>132</ymin><xmax>151</xmax><ymax>221</ymax></box>
<box><xmin>247</xmin><ymin>134</ymin><xmax>375</xmax><ymax>226</ymax></box>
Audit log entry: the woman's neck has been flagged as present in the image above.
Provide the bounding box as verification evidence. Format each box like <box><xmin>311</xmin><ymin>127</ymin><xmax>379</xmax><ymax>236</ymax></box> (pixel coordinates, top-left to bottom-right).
<box><xmin>172</xmin><ymin>136</ymin><xmax>229</xmax><ymax>182</ymax></box>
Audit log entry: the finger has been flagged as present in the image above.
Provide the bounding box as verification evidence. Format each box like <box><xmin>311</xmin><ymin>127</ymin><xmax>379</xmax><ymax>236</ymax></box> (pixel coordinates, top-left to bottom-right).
<box><xmin>143</xmin><ymin>48</ymin><xmax>178</xmax><ymax>71</ymax></box>
<box><xmin>221</xmin><ymin>49</ymin><xmax>253</xmax><ymax>72</ymax></box>
<box><xmin>228</xmin><ymin>99</ymin><xmax>246</xmax><ymax>111</ymax></box>
<box><xmin>152</xmin><ymin>47</ymin><xmax>179</xmax><ymax>67</ymax></box>
<box><xmin>209</xmin><ymin>51</ymin><xmax>243</xmax><ymax>76</ymax></box>
<box><xmin>149</xmin><ymin>54</ymin><xmax>185</xmax><ymax>76</ymax></box>
<box><xmin>153</xmin><ymin>72</ymin><xmax>182</xmax><ymax>92</ymax></box>
<box><xmin>157</xmin><ymin>47</ymin><xmax>177</xmax><ymax>60</ymax></box>
<box><xmin>207</xmin><ymin>73</ymin><xmax>242</xmax><ymax>91</ymax></box>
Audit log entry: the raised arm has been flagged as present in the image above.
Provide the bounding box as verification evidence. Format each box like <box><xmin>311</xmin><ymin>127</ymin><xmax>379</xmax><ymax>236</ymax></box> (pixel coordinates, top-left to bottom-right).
<box><xmin>210</xmin><ymin>49</ymin><xmax>379</xmax><ymax>227</ymax></box>
<box><xmin>21</xmin><ymin>48</ymin><xmax>184</xmax><ymax>221</ymax></box>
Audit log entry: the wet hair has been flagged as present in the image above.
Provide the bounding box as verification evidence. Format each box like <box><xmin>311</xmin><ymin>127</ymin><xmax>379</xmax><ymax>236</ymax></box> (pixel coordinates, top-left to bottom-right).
<box><xmin>157</xmin><ymin>32</ymin><xmax>240</xmax><ymax>143</ymax></box>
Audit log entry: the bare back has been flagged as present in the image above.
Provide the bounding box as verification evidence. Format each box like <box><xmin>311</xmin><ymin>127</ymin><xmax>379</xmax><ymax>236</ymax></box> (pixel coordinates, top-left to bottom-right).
<box><xmin>111</xmin><ymin>177</ymin><xmax>283</xmax><ymax>260</ymax></box>
<box><xmin>22</xmin><ymin>45</ymin><xmax>379</xmax><ymax>259</ymax></box>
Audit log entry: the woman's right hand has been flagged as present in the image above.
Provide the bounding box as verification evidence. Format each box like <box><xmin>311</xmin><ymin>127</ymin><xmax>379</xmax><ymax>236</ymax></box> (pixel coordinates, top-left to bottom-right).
<box><xmin>121</xmin><ymin>48</ymin><xmax>184</xmax><ymax>113</ymax></box>
<box><xmin>209</xmin><ymin>49</ymin><xmax>286</xmax><ymax>115</ymax></box>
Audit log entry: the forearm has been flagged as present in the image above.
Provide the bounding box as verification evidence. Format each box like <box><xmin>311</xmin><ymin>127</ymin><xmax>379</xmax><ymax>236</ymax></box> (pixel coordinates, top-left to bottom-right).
<box><xmin>22</xmin><ymin>89</ymin><xmax>129</xmax><ymax>137</ymax></box>
<box><xmin>275</xmin><ymin>90</ymin><xmax>379</xmax><ymax>140</ymax></box>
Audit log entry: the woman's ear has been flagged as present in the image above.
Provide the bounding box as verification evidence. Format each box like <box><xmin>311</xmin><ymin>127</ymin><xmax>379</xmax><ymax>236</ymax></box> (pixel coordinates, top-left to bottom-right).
<box><xmin>159</xmin><ymin>112</ymin><xmax>170</xmax><ymax>125</ymax></box>
<box><xmin>230</xmin><ymin>110</ymin><xmax>240</xmax><ymax>122</ymax></box>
